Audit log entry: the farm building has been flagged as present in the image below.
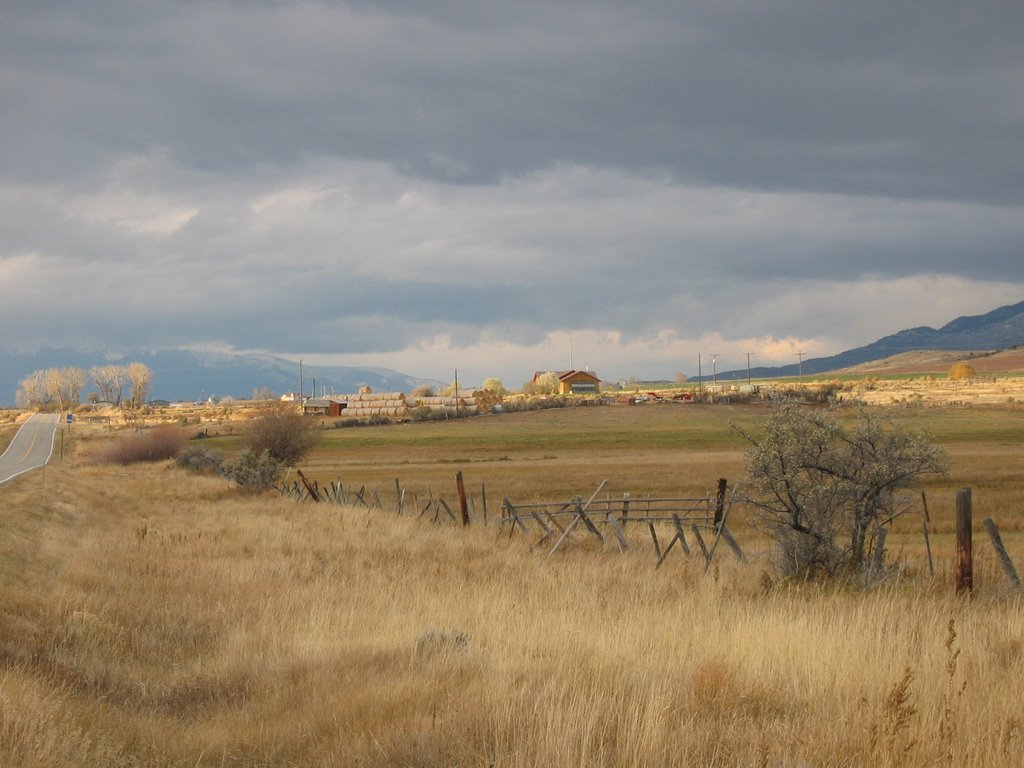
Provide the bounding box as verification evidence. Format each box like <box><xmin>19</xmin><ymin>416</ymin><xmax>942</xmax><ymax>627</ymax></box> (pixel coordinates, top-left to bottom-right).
<box><xmin>533</xmin><ymin>370</ymin><xmax>602</xmax><ymax>394</ymax></box>
<box><xmin>302</xmin><ymin>398</ymin><xmax>347</xmax><ymax>417</ymax></box>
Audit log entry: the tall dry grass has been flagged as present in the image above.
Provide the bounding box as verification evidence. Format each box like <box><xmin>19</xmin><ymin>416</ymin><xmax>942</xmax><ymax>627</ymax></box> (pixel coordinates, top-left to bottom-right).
<box><xmin>90</xmin><ymin>424</ymin><xmax>188</xmax><ymax>465</ymax></box>
<box><xmin>1</xmin><ymin>445</ymin><xmax>1023</xmax><ymax>766</ymax></box>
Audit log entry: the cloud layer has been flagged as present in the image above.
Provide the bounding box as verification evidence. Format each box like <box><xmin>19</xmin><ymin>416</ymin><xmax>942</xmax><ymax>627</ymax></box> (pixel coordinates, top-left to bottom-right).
<box><xmin>3</xmin><ymin>2</ymin><xmax>1023</xmax><ymax>385</ymax></box>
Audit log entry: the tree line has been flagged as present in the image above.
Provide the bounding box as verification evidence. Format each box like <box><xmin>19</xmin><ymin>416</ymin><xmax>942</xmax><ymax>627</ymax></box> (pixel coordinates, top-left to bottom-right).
<box><xmin>16</xmin><ymin>363</ymin><xmax>153</xmax><ymax>411</ymax></box>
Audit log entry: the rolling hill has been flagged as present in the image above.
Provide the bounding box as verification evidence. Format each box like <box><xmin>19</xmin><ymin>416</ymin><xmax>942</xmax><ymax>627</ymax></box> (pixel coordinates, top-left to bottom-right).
<box><xmin>714</xmin><ymin>299</ymin><xmax>1024</xmax><ymax>381</ymax></box>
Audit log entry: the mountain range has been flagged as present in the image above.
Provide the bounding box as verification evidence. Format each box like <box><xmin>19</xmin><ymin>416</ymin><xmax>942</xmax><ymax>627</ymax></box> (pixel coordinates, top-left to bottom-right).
<box><xmin>712</xmin><ymin>299</ymin><xmax>1024</xmax><ymax>381</ymax></box>
<box><xmin>0</xmin><ymin>348</ymin><xmax>444</xmax><ymax>406</ymax></box>
<box><xmin>4</xmin><ymin>299</ymin><xmax>1024</xmax><ymax>403</ymax></box>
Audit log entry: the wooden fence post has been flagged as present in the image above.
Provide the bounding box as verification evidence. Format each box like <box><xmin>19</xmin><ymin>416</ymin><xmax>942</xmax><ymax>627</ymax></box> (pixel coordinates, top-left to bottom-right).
<box><xmin>714</xmin><ymin>478</ymin><xmax>728</xmax><ymax>526</ymax></box>
<box><xmin>297</xmin><ymin>469</ymin><xmax>320</xmax><ymax>502</ymax></box>
<box><xmin>983</xmin><ymin>517</ymin><xmax>1022</xmax><ymax>590</ymax></box>
<box><xmin>456</xmin><ymin>471</ymin><xmax>470</xmax><ymax>526</ymax></box>
<box><xmin>955</xmin><ymin>488</ymin><xmax>973</xmax><ymax>596</ymax></box>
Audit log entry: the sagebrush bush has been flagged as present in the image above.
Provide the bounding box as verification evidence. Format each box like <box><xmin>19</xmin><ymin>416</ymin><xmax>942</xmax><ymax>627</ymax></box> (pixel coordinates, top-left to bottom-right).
<box><xmin>176</xmin><ymin>445</ymin><xmax>224</xmax><ymax>474</ymax></box>
<box><xmin>735</xmin><ymin>400</ymin><xmax>947</xmax><ymax>580</ymax></box>
<box><xmin>94</xmin><ymin>425</ymin><xmax>187</xmax><ymax>465</ymax></box>
<box><xmin>245</xmin><ymin>405</ymin><xmax>319</xmax><ymax>465</ymax></box>
<box><xmin>409</xmin><ymin>406</ymin><xmax>433</xmax><ymax>422</ymax></box>
<box><xmin>220</xmin><ymin>449</ymin><xmax>281</xmax><ymax>492</ymax></box>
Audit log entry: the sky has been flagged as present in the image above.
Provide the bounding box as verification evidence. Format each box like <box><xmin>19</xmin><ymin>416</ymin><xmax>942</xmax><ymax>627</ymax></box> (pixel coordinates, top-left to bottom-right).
<box><xmin>3</xmin><ymin>1</ymin><xmax>1024</xmax><ymax>388</ymax></box>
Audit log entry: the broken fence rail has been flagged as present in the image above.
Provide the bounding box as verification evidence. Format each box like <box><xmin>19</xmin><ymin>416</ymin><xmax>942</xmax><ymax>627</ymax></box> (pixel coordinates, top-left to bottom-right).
<box><xmin>501</xmin><ymin>482</ymin><xmax>744</xmax><ymax>568</ymax></box>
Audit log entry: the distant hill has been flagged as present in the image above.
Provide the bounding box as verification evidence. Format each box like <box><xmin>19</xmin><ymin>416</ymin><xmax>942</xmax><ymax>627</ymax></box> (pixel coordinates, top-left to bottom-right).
<box><xmin>0</xmin><ymin>348</ymin><xmax>445</xmax><ymax>405</ymax></box>
<box><xmin>712</xmin><ymin>299</ymin><xmax>1024</xmax><ymax>381</ymax></box>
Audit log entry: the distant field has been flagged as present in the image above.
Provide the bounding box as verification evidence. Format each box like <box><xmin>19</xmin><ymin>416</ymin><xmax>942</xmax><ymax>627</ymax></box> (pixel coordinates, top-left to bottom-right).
<box><xmin>192</xmin><ymin>401</ymin><xmax>1024</xmax><ymax>543</ymax></box>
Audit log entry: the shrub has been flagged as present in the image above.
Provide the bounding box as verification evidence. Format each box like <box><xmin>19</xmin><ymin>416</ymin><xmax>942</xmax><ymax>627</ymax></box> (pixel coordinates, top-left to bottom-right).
<box><xmin>245</xmin><ymin>405</ymin><xmax>319</xmax><ymax>465</ymax></box>
<box><xmin>410</xmin><ymin>406</ymin><xmax>433</xmax><ymax>422</ymax></box>
<box><xmin>95</xmin><ymin>425</ymin><xmax>187</xmax><ymax>465</ymax></box>
<box><xmin>524</xmin><ymin>371</ymin><xmax>560</xmax><ymax>395</ymax></box>
<box><xmin>735</xmin><ymin>400</ymin><xmax>947</xmax><ymax>580</ymax></box>
<box><xmin>410</xmin><ymin>384</ymin><xmax>435</xmax><ymax>398</ymax></box>
<box><xmin>948</xmin><ymin>362</ymin><xmax>976</xmax><ymax>380</ymax></box>
<box><xmin>221</xmin><ymin>449</ymin><xmax>281</xmax><ymax>492</ymax></box>
<box><xmin>481</xmin><ymin>377</ymin><xmax>507</xmax><ymax>395</ymax></box>
<box><xmin>176</xmin><ymin>446</ymin><xmax>224</xmax><ymax>474</ymax></box>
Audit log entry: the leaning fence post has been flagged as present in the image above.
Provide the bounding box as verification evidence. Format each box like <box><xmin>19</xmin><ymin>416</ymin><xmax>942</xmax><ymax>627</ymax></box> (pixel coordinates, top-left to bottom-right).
<box><xmin>955</xmin><ymin>488</ymin><xmax>973</xmax><ymax>596</ymax></box>
<box><xmin>297</xmin><ymin>469</ymin><xmax>320</xmax><ymax>503</ymax></box>
<box><xmin>983</xmin><ymin>517</ymin><xmax>1022</xmax><ymax>590</ymax></box>
<box><xmin>921</xmin><ymin>491</ymin><xmax>935</xmax><ymax>577</ymax></box>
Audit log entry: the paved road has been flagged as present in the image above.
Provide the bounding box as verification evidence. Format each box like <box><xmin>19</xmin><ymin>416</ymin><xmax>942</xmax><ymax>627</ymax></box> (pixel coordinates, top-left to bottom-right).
<box><xmin>0</xmin><ymin>413</ymin><xmax>61</xmax><ymax>484</ymax></box>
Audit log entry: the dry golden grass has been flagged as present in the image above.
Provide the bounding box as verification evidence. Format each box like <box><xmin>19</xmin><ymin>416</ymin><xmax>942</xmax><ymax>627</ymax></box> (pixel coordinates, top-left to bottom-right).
<box><xmin>2</xmin><ymin>405</ymin><xmax>1024</xmax><ymax>766</ymax></box>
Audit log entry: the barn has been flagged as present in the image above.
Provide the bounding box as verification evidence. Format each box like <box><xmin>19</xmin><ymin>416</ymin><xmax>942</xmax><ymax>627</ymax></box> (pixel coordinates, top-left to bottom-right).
<box><xmin>533</xmin><ymin>370</ymin><xmax>602</xmax><ymax>395</ymax></box>
<box><xmin>302</xmin><ymin>398</ymin><xmax>347</xmax><ymax>417</ymax></box>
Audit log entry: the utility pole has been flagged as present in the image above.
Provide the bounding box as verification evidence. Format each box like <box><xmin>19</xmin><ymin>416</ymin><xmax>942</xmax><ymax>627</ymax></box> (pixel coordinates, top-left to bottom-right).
<box><xmin>711</xmin><ymin>354</ymin><xmax>719</xmax><ymax>391</ymax></box>
<box><xmin>796</xmin><ymin>351</ymin><xmax>805</xmax><ymax>382</ymax></box>
<box><xmin>745</xmin><ymin>352</ymin><xmax>753</xmax><ymax>386</ymax></box>
<box><xmin>698</xmin><ymin>354</ymin><xmax>703</xmax><ymax>398</ymax></box>
<box><xmin>454</xmin><ymin>369</ymin><xmax>459</xmax><ymax>417</ymax></box>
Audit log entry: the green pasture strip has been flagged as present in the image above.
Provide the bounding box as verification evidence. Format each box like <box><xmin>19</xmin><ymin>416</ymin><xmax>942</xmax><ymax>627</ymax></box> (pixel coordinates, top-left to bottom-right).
<box><xmin>314</xmin><ymin>405</ymin><xmax>758</xmax><ymax>453</ymax></box>
<box><xmin>888</xmin><ymin>408</ymin><xmax>1024</xmax><ymax>444</ymax></box>
<box><xmin>190</xmin><ymin>402</ymin><xmax>1024</xmax><ymax>464</ymax></box>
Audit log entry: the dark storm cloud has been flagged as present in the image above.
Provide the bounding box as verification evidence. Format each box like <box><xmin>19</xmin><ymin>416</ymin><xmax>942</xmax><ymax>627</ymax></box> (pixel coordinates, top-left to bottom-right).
<box><xmin>2</xmin><ymin>1</ymin><xmax>1023</xmax><ymax>382</ymax></box>
<box><xmin>5</xmin><ymin>2</ymin><xmax>1024</xmax><ymax>200</ymax></box>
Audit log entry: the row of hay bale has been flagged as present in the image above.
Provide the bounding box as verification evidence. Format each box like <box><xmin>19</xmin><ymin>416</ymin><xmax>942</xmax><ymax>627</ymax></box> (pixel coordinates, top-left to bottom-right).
<box><xmin>332</xmin><ymin>389</ymin><xmax>503</xmax><ymax>421</ymax></box>
<box><xmin>411</xmin><ymin>391</ymin><xmax>503</xmax><ymax>411</ymax></box>
<box><xmin>336</xmin><ymin>392</ymin><xmax>412</xmax><ymax>420</ymax></box>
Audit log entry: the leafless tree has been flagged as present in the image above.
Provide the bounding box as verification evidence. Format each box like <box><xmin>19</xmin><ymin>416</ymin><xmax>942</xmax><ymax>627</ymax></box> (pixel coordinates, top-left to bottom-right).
<box><xmin>16</xmin><ymin>370</ymin><xmax>51</xmax><ymax>410</ymax></box>
<box><xmin>126</xmin><ymin>363</ymin><xmax>153</xmax><ymax>409</ymax></box>
<box><xmin>91</xmin><ymin>365</ymin><xmax>128</xmax><ymax>404</ymax></box>
<box><xmin>58</xmin><ymin>367</ymin><xmax>86</xmax><ymax>407</ymax></box>
<box><xmin>251</xmin><ymin>386</ymin><xmax>276</xmax><ymax>401</ymax></box>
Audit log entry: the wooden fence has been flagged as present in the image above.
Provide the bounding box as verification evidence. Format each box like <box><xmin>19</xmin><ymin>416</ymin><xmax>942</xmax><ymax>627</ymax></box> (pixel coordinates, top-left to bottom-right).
<box><xmin>276</xmin><ymin>471</ymin><xmax>745</xmax><ymax>571</ymax></box>
<box><xmin>500</xmin><ymin>479</ymin><xmax>745</xmax><ymax>569</ymax></box>
<box><xmin>277</xmin><ymin>472</ymin><xmax>1024</xmax><ymax>592</ymax></box>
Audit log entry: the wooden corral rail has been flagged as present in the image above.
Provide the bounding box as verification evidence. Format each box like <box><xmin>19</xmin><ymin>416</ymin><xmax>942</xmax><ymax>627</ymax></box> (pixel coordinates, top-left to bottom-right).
<box><xmin>501</xmin><ymin>479</ymin><xmax>745</xmax><ymax>569</ymax></box>
<box><xmin>276</xmin><ymin>471</ymin><xmax>743</xmax><ymax>571</ymax></box>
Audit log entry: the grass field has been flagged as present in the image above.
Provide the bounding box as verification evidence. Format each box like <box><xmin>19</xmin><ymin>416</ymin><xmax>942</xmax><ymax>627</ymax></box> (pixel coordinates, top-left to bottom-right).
<box><xmin>1</xmin><ymin>402</ymin><xmax>1023</xmax><ymax>766</ymax></box>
